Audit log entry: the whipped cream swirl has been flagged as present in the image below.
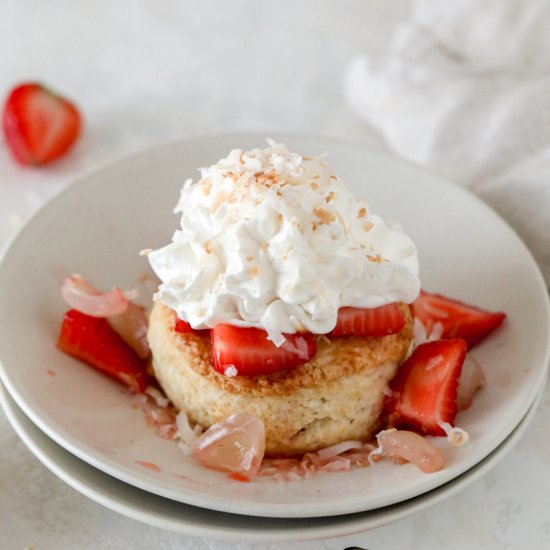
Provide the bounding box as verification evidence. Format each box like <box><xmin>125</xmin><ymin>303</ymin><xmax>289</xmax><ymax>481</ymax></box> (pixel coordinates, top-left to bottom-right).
<box><xmin>148</xmin><ymin>140</ymin><xmax>420</xmax><ymax>344</ymax></box>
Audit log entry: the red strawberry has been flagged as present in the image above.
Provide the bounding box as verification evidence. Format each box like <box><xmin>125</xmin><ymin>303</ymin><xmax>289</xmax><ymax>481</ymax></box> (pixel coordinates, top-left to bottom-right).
<box><xmin>174</xmin><ymin>317</ymin><xmax>193</xmax><ymax>333</ymax></box>
<box><xmin>3</xmin><ymin>82</ymin><xmax>81</xmax><ymax>166</ymax></box>
<box><xmin>57</xmin><ymin>309</ymin><xmax>148</xmax><ymax>393</ymax></box>
<box><xmin>174</xmin><ymin>316</ymin><xmax>209</xmax><ymax>334</ymax></box>
<box><xmin>387</xmin><ymin>339</ymin><xmax>467</xmax><ymax>436</ymax></box>
<box><xmin>211</xmin><ymin>325</ymin><xmax>317</xmax><ymax>377</ymax></box>
<box><xmin>330</xmin><ymin>303</ymin><xmax>405</xmax><ymax>337</ymax></box>
<box><xmin>412</xmin><ymin>290</ymin><xmax>506</xmax><ymax>349</ymax></box>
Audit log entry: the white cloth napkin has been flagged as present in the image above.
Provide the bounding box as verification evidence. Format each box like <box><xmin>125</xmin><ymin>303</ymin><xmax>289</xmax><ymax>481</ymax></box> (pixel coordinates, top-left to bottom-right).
<box><xmin>346</xmin><ymin>0</ymin><xmax>550</xmax><ymax>286</ymax></box>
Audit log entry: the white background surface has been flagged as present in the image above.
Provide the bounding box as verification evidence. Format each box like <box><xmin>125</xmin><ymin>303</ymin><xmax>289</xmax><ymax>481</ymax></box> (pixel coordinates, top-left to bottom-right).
<box><xmin>1</xmin><ymin>1</ymin><xmax>549</xmax><ymax>549</ymax></box>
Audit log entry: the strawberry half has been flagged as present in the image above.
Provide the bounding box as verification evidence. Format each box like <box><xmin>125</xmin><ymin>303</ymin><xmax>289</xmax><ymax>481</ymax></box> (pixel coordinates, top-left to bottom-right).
<box><xmin>387</xmin><ymin>339</ymin><xmax>467</xmax><ymax>436</ymax></box>
<box><xmin>3</xmin><ymin>82</ymin><xmax>81</xmax><ymax>166</ymax></box>
<box><xmin>330</xmin><ymin>303</ymin><xmax>405</xmax><ymax>337</ymax></box>
<box><xmin>57</xmin><ymin>309</ymin><xmax>148</xmax><ymax>393</ymax></box>
<box><xmin>211</xmin><ymin>325</ymin><xmax>317</xmax><ymax>377</ymax></box>
<box><xmin>412</xmin><ymin>290</ymin><xmax>506</xmax><ymax>349</ymax></box>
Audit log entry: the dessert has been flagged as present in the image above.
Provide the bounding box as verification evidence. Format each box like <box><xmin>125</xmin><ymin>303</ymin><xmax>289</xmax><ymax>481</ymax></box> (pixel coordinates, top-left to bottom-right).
<box><xmin>55</xmin><ymin>141</ymin><xmax>507</xmax><ymax>480</ymax></box>
<box><xmin>148</xmin><ymin>301</ymin><xmax>413</xmax><ymax>455</ymax></box>
<box><xmin>146</xmin><ymin>140</ymin><xmax>421</xmax><ymax>456</ymax></box>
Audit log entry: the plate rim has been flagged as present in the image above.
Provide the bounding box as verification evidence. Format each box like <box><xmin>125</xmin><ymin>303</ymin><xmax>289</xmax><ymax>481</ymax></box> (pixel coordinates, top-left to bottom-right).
<box><xmin>0</xmin><ymin>379</ymin><xmax>545</xmax><ymax>543</ymax></box>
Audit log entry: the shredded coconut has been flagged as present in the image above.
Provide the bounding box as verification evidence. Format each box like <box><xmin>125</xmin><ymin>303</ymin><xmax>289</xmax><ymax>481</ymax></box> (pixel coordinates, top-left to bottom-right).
<box><xmin>145</xmin><ymin>386</ymin><xmax>170</xmax><ymax>408</ymax></box>
<box><xmin>438</xmin><ymin>421</ymin><xmax>470</xmax><ymax>447</ymax></box>
<box><xmin>413</xmin><ymin>318</ymin><xmax>445</xmax><ymax>347</ymax></box>
<box><xmin>223</xmin><ymin>365</ymin><xmax>238</xmax><ymax>378</ymax></box>
<box><xmin>259</xmin><ymin>440</ymin><xmax>376</xmax><ymax>482</ymax></box>
<box><xmin>123</xmin><ymin>288</ymin><xmax>139</xmax><ymax>301</ymax></box>
<box><xmin>176</xmin><ymin>410</ymin><xmax>197</xmax><ymax>446</ymax></box>
<box><xmin>368</xmin><ymin>428</ymin><xmax>396</xmax><ymax>465</ymax></box>
<box><xmin>134</xmin><ymin>386</ymin><xmax>204</xmax><ymax>450</ymax></box>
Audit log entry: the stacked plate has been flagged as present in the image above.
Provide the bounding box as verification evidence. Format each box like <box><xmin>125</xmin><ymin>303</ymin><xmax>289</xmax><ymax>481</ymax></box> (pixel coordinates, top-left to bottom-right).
<box><xmin>1</xmin><ymin>136</ymin><xmax>548</xmax><ymax>543</ymax></box>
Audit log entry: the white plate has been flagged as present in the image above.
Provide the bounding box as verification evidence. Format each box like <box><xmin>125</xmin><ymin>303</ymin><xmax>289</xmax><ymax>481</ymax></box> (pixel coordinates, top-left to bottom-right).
<box><xmin>0</xmin><ymin>135</ymin><xmax>548</xmax><ymax>518</ymax></box>
<box><xmin>0</xmin><ymin>380</ymin><xmax>544</xmax><ymax>542</ymax></box>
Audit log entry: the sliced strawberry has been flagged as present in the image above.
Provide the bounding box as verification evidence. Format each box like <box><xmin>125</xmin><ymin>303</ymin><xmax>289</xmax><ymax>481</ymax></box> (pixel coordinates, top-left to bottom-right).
<box><xmin>57</xmin><ymin>309</ymin><xmax>148</xmax><ymax>393</ymax></box>
<box><xmin>387</xmin><ymin>339</ymin><xmax>467</xmax><ymax>436</ymax></box>
<box><xmin>412</xmin><ymin>290</ymin><xmax>506</xmax><ymax>349</ymax></box>
<box><xmin>3</xmin><ymin>82</ymin><xmax>81</xmax><ymax>166</ymax></box>
<box><xmin>330</xmin><ymin>303</ymin><xmax>405</xmax><ymax>337</ymax></box>
<box><xmin>174</xmin><ymin>316</ymin><xmax>209</xmax><ymax>335</ymax></box>
<box><xmin>211</xmin><ymin>325</ymin><xmax>317</xmax><ymax>377</ymax></box>
<box><xmin>174</xmin><ymin>317</ymin><xmax>193</xmax><ymax>333</ymax></box>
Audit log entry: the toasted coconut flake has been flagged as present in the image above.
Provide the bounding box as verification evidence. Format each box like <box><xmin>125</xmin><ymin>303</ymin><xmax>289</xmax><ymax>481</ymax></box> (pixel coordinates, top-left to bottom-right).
<box><xmin>362</xmin><ymin>221</ymin><xmax>373</xmax><ymax>231</ymax></box>
<box><xmin>314</xmin><ymin>207</ymin><xmax>336</xmax><ymax>224</ymax></box>
<box><xmin>366</xmin><ymin>253</ymin><xmax>384</xmax><ymax>263</ymax></box>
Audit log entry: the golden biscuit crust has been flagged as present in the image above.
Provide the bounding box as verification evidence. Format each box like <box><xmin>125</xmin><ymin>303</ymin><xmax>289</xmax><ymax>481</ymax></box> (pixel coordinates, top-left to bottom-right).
<box><xmin>151</xmin><ymin>302</ymin><xmax>412</xmax><ymax>397</ymax></box>
<box><xmin>148</xmin><ymin>301</ymin><xmax>413</xmax><ymax>455</ymax></box>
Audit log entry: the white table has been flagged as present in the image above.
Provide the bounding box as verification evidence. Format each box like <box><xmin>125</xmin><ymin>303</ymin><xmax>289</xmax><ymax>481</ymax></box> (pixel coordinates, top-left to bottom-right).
<box><xmin>1</xmin><ymin>1</ymin><xmax>549</xmax><ymax>548</ymax></box>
